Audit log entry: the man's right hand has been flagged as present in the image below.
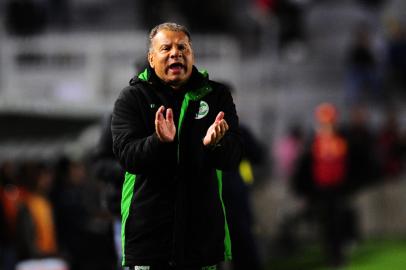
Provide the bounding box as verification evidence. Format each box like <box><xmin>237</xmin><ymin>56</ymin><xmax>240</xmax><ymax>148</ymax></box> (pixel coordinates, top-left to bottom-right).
<box><xmin>155</xmin><ymin>106</ymin><xmax>176</xmax><ymax>142</ymax></box>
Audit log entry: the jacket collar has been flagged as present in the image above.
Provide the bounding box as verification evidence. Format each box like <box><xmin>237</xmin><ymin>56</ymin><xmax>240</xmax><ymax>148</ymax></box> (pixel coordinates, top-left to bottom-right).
<box><xmin>132</xmin><ymin>66</ymin><xmax>209</xmax><ymax>93</ymax></box>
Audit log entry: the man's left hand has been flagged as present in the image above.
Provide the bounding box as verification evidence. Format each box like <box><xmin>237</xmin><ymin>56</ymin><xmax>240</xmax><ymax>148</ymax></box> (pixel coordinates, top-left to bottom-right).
<box><xmin>203</xmin><ymin>111</ymin><xmax>229</xmax><ymax>146</ymax></box>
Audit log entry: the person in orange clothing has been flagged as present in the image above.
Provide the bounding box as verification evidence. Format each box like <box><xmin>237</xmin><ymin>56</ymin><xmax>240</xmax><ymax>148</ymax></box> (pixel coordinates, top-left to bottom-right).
<box><xmin>311</xmin><ymin>103</ymin><xmax>348</xmax><ymax>189</ymax></box>
<box><xmin>0</xmin><ymin>161</ymin><xmax>29</xmax><ymax>270</ymax></box>
<box><xmin>15</xmin><ymin>162</ymin><xmax>58</xmax><ymax>261</ymax></box>
<box><xmin>290</xmin><ymin>103</ymin><xmax>359</xmax><ymax>268</ymax></box>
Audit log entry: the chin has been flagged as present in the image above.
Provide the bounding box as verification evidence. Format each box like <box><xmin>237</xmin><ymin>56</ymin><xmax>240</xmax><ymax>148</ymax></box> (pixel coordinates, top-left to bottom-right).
<box><xmin>169</xmin><ymin>79</ymin><xmax>186</xmax><ymax>88</ymax></box>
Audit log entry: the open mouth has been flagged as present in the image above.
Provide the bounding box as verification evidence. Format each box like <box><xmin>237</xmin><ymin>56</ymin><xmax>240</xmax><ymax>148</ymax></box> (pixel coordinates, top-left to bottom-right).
<box><xmin>168</xmin><ymin>63</ymin><xmax>185</xmax><ymax>73</ymax></box>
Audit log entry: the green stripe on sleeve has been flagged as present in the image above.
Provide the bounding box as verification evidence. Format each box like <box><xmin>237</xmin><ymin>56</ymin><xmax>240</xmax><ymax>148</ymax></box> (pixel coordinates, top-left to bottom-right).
<box><xmin>216</xmin><ymin>169</ymin><xmax>232</xmax><ymax>261</ymax></box>
<box><xmin>121</xmin><ymin>172</ymin><xmax>137</xmax><ymax>266</ymax></box>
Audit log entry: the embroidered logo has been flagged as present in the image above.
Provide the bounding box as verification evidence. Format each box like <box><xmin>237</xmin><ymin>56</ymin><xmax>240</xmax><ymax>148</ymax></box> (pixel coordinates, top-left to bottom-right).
<box><xmin>195</xmin><ymin>100</ymin><xmax>209</xmax><ymax>119</ymax></box>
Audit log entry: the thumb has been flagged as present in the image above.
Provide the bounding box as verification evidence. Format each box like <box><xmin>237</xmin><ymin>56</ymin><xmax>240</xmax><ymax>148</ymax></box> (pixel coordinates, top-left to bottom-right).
<box><xmin>215</xmin><ymin>111</ymin><xmax>224</xmax><ymax>123</ymax></box>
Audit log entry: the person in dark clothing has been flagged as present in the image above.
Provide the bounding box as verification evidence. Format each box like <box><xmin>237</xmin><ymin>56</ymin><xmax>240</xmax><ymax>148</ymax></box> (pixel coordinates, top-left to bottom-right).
<box><xmin>345</xmin><ymin>26</ymin><xmax>382</xmax><ymax>104</ymax></box>
<box><xmin>386</xmin><ymin>22</ymin><xmax>406</xmax><ymax>92</ymax></box>
<box><xmin>222</xmin><ymin>124</ymin><xmax>265</xmax><ymax>270</ymax></box>
<box><xmin>91</xmin><ymin>113</ymin><xmax>125</xmax><ymax>268</ymax></box>
<box><xmin>52</xmin><ymin>158</ymin><xmax>117</xmax><ymax>270</ymax></box>
<box><xmin>111</xmin><ymin>23</ymin><xmax>242</xmax><ymax>270</ymax></box>
<box><xmin>343</xmin><ymin>105</ymin><xmax>380</xmax><ymax>192</ymax></box>
<box><xmin>92</xmin><ymin>113</ymin><xmax>124</xmax><ymax>217</ymax></box>
<box><xmin>376</xmin><ymin>109</ymin><xmax>404</xmax><ymax>178</ymax></box>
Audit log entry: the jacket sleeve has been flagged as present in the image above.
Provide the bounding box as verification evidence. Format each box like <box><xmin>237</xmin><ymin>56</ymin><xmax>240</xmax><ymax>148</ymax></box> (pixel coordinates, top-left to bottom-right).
<box><xmin>111</xmin><ymin>86</ymin><xmax>170</xmax><ymax>174</ymax></box>
<box><xmin>206</xmin><ymin>86</ymin><xmax>243</xmax><ymax>170</ymax></box>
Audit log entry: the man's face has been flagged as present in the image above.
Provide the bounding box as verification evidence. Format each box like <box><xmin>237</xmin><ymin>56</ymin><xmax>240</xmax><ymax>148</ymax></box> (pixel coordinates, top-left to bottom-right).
<box><xmin>148</xmin><ymin>29</ymin><xmax>194</xmax><ymax>89</ymax></box>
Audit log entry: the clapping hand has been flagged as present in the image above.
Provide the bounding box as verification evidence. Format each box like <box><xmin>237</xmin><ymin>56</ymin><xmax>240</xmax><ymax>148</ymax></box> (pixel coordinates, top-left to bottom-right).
<box><xmin>203</xmin><ymin>111</ymin><xmax>229</xmax><ymax>146</ymax></box>
<box><xmin>155</xmin><ymin>106</ymin><xmax>176</xmax><ymax>142</ymax></box>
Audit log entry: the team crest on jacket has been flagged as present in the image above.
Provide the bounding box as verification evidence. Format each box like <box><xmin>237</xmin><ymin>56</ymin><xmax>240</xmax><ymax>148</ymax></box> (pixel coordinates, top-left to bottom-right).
<box><xmin>195</xmin><ymin>100</ymin><xmax>209</xmax><ymax>119</ymax></box>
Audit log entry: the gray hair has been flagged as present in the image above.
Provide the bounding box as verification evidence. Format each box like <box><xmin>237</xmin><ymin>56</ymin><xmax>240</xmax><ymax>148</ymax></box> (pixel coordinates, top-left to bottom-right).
<box><xmin>148</xmin><ymin>22</ymin><xmax>192</xmax><ymax>52</ymax></box>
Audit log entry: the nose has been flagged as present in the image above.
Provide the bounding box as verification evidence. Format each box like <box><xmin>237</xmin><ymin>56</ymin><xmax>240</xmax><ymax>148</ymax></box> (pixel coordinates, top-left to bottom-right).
<box><xmin>170</xmin><ymin>47</ymin><xmax>182</xmax><ymax>58</ymax></box>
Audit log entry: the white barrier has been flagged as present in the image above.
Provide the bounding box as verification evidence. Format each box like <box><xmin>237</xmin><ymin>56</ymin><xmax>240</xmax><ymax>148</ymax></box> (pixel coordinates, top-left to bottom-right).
<box><xmin>0</xmin><ymin>32</ymin><xmax>240</xmax><ymax>116</ymax></box>
<box><xmin>16</xmin><ymin>258</ymin><xmax>69</xmax><ymax>270</ymax></box>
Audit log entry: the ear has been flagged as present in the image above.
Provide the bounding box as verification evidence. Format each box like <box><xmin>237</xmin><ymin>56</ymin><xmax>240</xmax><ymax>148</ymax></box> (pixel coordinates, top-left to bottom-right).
<box><xmin>148</xmin><ymin>52</ymin><xmax>154</xmax><ymax>68</ymax></box>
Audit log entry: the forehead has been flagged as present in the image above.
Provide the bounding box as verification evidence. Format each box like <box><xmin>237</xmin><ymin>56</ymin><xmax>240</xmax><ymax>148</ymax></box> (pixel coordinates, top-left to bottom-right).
<box><xmin>152</xmin><ymin>30</ymin><xmax>190</xmax><ymax>46</ymax></box>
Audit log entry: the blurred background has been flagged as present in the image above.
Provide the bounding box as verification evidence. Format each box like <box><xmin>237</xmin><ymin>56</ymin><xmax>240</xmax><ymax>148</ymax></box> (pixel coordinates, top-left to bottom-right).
<box><xmin>0</xmin><ymin>0</ymin><xmax>406</xmax><ymax>269</ymax></box>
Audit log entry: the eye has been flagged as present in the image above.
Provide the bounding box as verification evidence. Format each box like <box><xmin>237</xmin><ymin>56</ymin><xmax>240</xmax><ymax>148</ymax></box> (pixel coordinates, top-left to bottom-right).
<box><xmin>161</xmin><ymin>45</ymin><xmax>170</xmax><ymax>51</ymax></box>
<box><xmin>178</xmin><ymin>44</ymin><xmax>186</xmax><ymax>51</ymax></box>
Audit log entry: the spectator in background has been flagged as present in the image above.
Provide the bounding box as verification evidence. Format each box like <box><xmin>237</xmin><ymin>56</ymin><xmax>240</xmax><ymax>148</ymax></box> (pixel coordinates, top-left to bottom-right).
<box><xmin>91</xmin><ymin>113</ymin><xmax>125</xmax><ymax>268</ymax></box>
<box><xmin>222</xmin><ymin>122</ymin><xmax>266</xmax><ymax>270</ymax></box>
<box><xmin>273</xmin><ymin>0</ymin><xmax>307</xmax><ymax>51</ymax></box>
<box><xmin>345</xmin><ymin>25</ymin><xmax>382</xmax><ymax>104</ymax></box>
<box><xmin>343</xmin><ymin>104</ymin><xmax>380</xmax><ymax>192</ymax></box>
<box><xmin>290</xmin><ymin>103</ymin><xmax>358</xmax><ymax>268</ymax></box>
<box><xmin>15</xmin><ymin>162</ymin><xmax>58</xmax><ymax>261</ymax></box>
<box><xmin>254</xmin><ymin>0</ymin><xmax>308</xmax><ymax>60</ymax></box>
<box><xmin>385</xmin><ymin>20</ymin><xmax>406</xmax><ymax>93</ymax></box>
<box><xmin>52</xmin><ymin>157</ymin><xmax>116</xmax><ymax>270</ymax></box>
<box><xmin>206</xmin><ymin>83</ymin><xmax>265</xmax><ymax>270</ymax></box>
<box><xmin>92</xmin><ymin>114</ymin><xmax>123</xmax><ymax>218</ymax></box>
<box><xmin>376</xmin><ymin>109</ymin><xmax>404</xmax><ymax>179</ymax></box>
<box><xmin>0</xmin><ymin>161</ymin><xmax>26</xmax><ymax>270</ymax></box>
<box><xmin>0</xmin><ymin>196</ymin><xmax>6</xmax><ymax>267</ymax></box>
<box><xmin>273</xmin><ymin>123</ymin><xmax>304</xmax><ymax>181</ymax></box>
<box><xmin>91</xmin><ymin>59</ymin><xmax>148</xmax><ymax>269</ymax></box>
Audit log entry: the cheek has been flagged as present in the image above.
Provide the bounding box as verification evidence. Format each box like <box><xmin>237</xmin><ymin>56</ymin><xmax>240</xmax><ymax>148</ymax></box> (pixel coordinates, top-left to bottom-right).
<box><xmin>187</xmin><ymin>55</ymin><xmax>194</xmax><ymax>66</ymax></box>
<box><xmin>158</xmin><ymin>56</ymin><xmax>168</xmax><ymax>67</ymax></box>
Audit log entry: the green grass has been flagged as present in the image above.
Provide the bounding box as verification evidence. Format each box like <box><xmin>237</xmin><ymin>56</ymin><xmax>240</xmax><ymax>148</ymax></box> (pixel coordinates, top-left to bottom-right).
<box><xmin>347</xmin><ymin>239</ymin><xmax>406</xmax><ymax>270</ymax></box>
<box><xmin>265</xmin><ymin>239</ymin><xmax>406</xmax><ymax>270</ymax></box>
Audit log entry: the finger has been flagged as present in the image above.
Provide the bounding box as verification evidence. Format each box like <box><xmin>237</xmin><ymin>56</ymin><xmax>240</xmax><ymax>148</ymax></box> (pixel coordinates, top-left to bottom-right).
<box><xmin>215</xmin><ymin>111</ymin><xmax>224</xmax><ymax>123</ymax></box>
<box><xmin>218</xmin><ymin>123</ymin><xmax>227</xmax><ymax>136</ymax></box>
<box><xmin>214</xmin><ymin>123</ymin><xmax>222</xmax><ymax>135</ymax></box>
<box><xmin>166</xmin><ymin>108</ymin><xmax>174</xmax><ymax>124</ymax></box>
<box><xmin>222</xmin><ymin>119</ymin><xmax>229</xmax><ymax>131</ymax></box>
<box><xmin>219</xmin><ymin>120</ymin><xmax>228</xmax><ymax>135</ymax></box>
<box><xmin>210</xmin><ymin>132</ymin><xmax>217</xmax><ymax>145</ymax></box>
<box><xmin>155</xmin><ymin>106</ymin><xmax>165</xmax><ymax>138</ymax></box>
<box><xmin>156</xmin><ymin>111</ymin><xmax>164</xmax><ymax>123</ymax></box>
<box><xmin>155</xmin><ymin>106</ymin><xmax>165</xmax><ymax>121</ymax></box>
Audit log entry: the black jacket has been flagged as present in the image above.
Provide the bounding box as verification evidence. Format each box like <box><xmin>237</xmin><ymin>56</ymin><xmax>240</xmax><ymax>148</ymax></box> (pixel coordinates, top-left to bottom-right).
<box><xmin>111</xmin><ymin>66</ymin><xmax>242</xmax><ymax>267</ymax></box>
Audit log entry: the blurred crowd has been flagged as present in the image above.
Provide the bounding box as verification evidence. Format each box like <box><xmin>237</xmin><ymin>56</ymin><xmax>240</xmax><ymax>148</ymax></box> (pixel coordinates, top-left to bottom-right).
<box><xmin>272</xmin><ymin>102</ymin><xmax>406</xmax><ymax>268</ymax></box>
<box><xmin>0</xmin><ymin>155</ymin><xmax>118</xmax><ymax>270</ymax></box>
<box><xmin>0</xmin><ymin>0</ymin><xmax>388</xmax><ymax>53</ymax></box>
